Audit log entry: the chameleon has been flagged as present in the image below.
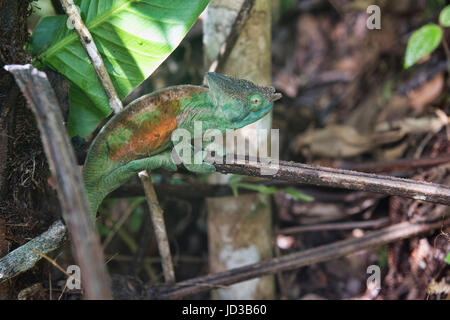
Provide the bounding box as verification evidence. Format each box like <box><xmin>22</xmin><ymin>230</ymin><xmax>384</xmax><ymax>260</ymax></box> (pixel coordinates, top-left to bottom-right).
<box><xmin>83</xmin><ymin>72</ymin><xmax>282</xmax><ymax>214</ymax></box>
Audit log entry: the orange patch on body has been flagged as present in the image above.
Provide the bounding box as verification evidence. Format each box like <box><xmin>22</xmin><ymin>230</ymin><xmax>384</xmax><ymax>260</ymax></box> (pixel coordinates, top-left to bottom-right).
<box><xmin>109</xmin><ymin>115</ymin><xmax>178</xmax><ymax>162</ymax></box>
<box><xmin>101</xmin><ymin>85</ymin><xmax>206</xmax><ymax>162</ymax></box>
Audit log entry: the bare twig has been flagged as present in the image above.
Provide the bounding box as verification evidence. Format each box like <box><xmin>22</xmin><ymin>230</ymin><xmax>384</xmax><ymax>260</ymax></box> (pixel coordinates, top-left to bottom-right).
<box><xmin>59</xmin><ymin>0</ymin><xmax>122</xmax><ymax>114</ymax></box>
<box><xmin>148</xmin><ymin>218</ymin><xmax>449</xmax><ymax>299</ymax></box>
<box><xmin>441</xmin><ymin>30</ymin><xmax>450</xmax><ymax>73</ymax></box>
<box><xmin>208</xmin><ymin>155</ymin><xmax>450</xmax><ymax>206</ymax></box>
<box><xmin>4</xmin><ymin>64</ymin><xmax>112</xmax><ymax>299</ymax></box>
<box><xmin>277</xmin><ymin>217</ymin><xmax>390</xmax><ymax>235</ymax></box>
<box><xmin>139</xmin><ymin>171</ymin><xmax>175</xmax><ymax>284</ymax></box>
<box><xmin>207</xmin><ymin>0</ymin><xmax>256</xmax><ymax>73</ymax></box>
<box><xmin>30</xmin><ymin>248</ymin><xmax>80</xmax><ymax>286</ymax></box>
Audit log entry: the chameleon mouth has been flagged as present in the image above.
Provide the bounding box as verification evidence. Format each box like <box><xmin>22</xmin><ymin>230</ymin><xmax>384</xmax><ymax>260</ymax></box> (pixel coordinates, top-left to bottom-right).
<box><xmin>271</xmin><ymin>92</ymin><xmax>282</xmax><ymax>102</ymax></box>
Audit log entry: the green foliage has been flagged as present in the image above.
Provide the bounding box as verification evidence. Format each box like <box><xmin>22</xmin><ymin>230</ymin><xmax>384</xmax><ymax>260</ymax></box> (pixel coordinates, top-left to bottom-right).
<box><xmin>129</xmin><ymin>206</ymin><xmax>144</xmax><ymax>233</ymax></box>
<box><xmin>283</xmin><ymin>187</ymin><xmax>314</xmax><ymax>202</ymax></box>
<box><xmin>445</xmin><ymin>252</ymin><xmax>450</xmax><ymax>265</ymax></box>
<box><xmin>404</xmin><ymin>4</ymin><xmax>450</xmax><ymax>69</ymax></box>
<box><xmin>439</xmin><ymin>5</ymin><xmax>450</xmax><ymax>27</ymax></box>
<box><xmin>97</xmin><ymin>223</ymin><xmax>111</xmax><ymax>237</ymax></box>
<box><xmin>377</xmin><ymin>246</ymin><xmax>388</xmax><ymax>269</ymax></box>
<box><xmin>404</xmin><ymin>24</ymin><xmax>442</xmax><ymax>68</ymax></box>
<box><xmin>280</xmin><ymin>0</ymin><xmax>297</xmax><ymax>13</ymax></box>
<box><xmin>231</xmin><ymin>182</ymin><xmax>279</xmax><ymax>197</ymax></box>
<box><xmin>229</xmin><ymin>175</ymin><xmax>313</xmax><ymax>201</ymax></box>
<box><xmin>28</xmin><ymin>0</ymin><xmax>210</xmax><ymax>137</ymax></box>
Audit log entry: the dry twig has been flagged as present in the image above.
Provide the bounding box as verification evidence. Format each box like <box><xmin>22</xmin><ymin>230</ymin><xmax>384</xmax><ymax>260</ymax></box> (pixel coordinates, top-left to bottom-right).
<box><xmin>4</xmin><ymin>64</ymin><xmax>112</xmax><ymax>300</ymax></box>
<box><xmin>277</xmin><ymin>217</ymin><xmax>390</xmax><ymax>235</ymax></box>
<box><xmin>59</xmin><ymin>0</ymin><xmax>122</xmax><ymax>114</ymax></box>
<box><xmin>139</xmin><ymin>171</ymin><xmax>175</xmax><ymax>284</ymax></box>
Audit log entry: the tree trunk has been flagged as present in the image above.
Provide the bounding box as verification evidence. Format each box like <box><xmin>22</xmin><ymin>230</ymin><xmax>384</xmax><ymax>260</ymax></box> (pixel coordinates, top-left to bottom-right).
<box><xmin>0</xmin><ymin>0</ymin><xmax>59</xmax><ymax>299</ymax></box>
<box><xmin>203</xmin><ymin>0</ymin><xmax>275</xmax><ymax>299</ymax></box>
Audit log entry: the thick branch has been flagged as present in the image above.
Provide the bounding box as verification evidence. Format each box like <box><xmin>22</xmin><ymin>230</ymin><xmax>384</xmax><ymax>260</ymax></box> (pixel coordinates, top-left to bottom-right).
<box><xmin>4</xmin><ymin>64</ymin><xmax>112</xmax><ymax>299</ymax></box>
<box><xmin>209</xmin><ymin>155</ymin><xmax>450</xmax><ymax>206</ymax></box>
<box><xmin>148</xmin><ymin>218</ymin><xmax>449</xmax><ymax>299</ymax></box>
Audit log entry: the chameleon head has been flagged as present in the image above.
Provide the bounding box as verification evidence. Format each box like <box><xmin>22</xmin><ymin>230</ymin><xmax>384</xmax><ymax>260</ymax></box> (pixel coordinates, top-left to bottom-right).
<box><xmin>206</xmin><ymin>72</ymin><xmax>282</xmax><ymax>129</ymax></box>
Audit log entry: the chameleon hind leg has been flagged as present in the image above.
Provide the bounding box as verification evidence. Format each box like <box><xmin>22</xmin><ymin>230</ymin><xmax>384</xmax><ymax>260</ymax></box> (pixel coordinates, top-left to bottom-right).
<box><xmin>86</xmin><ymin>151</ymin><xmax>176</xmax><ymax>215</ymax></box>
<box><xmin>102</xmin><ymin>150</ymin><xmax>177</xmax><ymax>187</ymax></box>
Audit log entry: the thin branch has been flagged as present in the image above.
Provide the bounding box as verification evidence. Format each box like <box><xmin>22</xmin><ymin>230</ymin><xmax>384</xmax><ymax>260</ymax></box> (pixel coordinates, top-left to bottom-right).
<box><xmin>139</xmin><ymin>171</ymin><xmax>175</xmax><ymax>284</ymax></box>
<box><xmin>4</xmin><ymin>64</ymin><xmax>112</xmax><ymax>299</ymax></box>
<box><xmin>207</xmin><ymin>0</ymin><xmax>256</xmax><ymax>73</ymax></box>
<box><xmin>441</xmin><ymin>30</ymin><xmax>450</xmax><ymax>73</ymax></box>
<box><xmin>59</xmin><ymin>0</ymin><xmax>122</xmax><ymax>114</ymax></box>
<box><xmin>147</xmin><ymin>218</ymin><xmax>449</xmax><ymax>299</ymax></box>
<box><xmin>208</xmin><ymin>155</ymin><xmax>450</xmax><ymax>206</ymax></box>
<box><xmin>277</xmin><ymin>217</ymin><xmax>390</xmax><ymax>235</ymax></box>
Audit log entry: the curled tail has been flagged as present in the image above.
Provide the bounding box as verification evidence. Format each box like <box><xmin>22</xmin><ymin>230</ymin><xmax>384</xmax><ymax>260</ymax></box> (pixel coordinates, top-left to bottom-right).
<box><xmin>83</xmin><ymin>146</ymin><xmax>177</xmax><ymax>215</ymax></box>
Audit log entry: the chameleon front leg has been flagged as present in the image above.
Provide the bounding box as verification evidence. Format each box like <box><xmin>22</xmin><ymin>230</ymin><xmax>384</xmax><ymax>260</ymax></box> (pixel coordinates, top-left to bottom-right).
<box><xmin>182</xmin><ymin>149</ymin><xmax>216</xmax><ymax>173</ymax></box>
<box><xmin>174</xmin><ymin>141</ymin><xmax>217</xmax><ymax>174</ymax></box>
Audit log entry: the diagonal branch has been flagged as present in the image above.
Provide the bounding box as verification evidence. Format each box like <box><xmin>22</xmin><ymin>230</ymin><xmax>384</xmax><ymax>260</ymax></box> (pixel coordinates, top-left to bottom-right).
<box><xmin>4</xmin><ymin>64</ymin><xmax>112</xmax><ymax>300</ymax></box>
<box><xmin>147</xmin><ymin>218</ymin><xmax>450</xmax><ymax>299</ymax></box>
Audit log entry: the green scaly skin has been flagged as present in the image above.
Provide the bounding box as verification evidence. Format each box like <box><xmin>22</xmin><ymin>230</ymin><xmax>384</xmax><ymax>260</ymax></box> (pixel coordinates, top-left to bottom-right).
<box><xmin>83</xmin><ymin>72</ymin><xmax>281</xmax><ymax>215</ymax></box>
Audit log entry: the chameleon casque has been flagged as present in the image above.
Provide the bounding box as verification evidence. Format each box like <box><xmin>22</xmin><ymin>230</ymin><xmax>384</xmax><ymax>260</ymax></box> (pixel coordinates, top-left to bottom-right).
<box><xmin>83</xmin><ymin>72</ymin><xmax>282</xmax><ymax>214</ymax></box>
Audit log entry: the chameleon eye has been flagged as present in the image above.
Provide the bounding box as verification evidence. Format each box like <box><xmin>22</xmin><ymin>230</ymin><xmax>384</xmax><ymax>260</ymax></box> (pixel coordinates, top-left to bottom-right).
<box><xmin>249</xmin><ymin>93</ymin><xmax>263</xmax><ymax>110</ymax></box>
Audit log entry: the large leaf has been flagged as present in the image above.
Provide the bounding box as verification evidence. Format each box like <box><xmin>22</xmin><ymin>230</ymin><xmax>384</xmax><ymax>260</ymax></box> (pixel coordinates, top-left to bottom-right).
<box><xmin>440</xmin><ymin>5</ymin><xmax>450</xmax><ymax>27</ymax></box>
<box><xmin>404</xmin><ymin>23</ymin><xmax>442</xmax><ymax>69</ymax></box>
<box><xmin>29</xmin><ymin>0</ymin><xmax>210</xmax><ymax>137</ymax></box>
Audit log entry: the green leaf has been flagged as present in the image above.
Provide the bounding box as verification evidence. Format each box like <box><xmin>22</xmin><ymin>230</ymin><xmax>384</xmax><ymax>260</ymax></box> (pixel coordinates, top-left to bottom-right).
<box><xmin>283</xmin><ymin>188</ymin><xmax>314</xmax><ymax>202</ymax></box>
<box><xmin>28</xmin><ymin>0</ymin><xmax>210</xmax><ymax>137</ymax></box>
<box><xmin>96</xmin><ymin>223</ymin><xmax>111</xmax><ymax>237</ymax></box>
<box><xmin>129</xmin><ymin>206</ymin><xmax>144</xmax><ymax>233</ymax></box>
<box><xmin>404</xmin><ymin>23</ymin><xmax>443</xmax><ymax>68</ymax></box>
<box><xmin>445</xmin><ymin>252</ymin><xmax>450</xmax><ymax>265</ymax></box>
<box><xmin>229</xmin><ymin>180</ymin><xmax>279</xmax><ymax>197</ymax></box>
<box><xmin>439</xmin><ymin>5</ymin><xmax>450</xmax><ymax>27</ymax></box>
